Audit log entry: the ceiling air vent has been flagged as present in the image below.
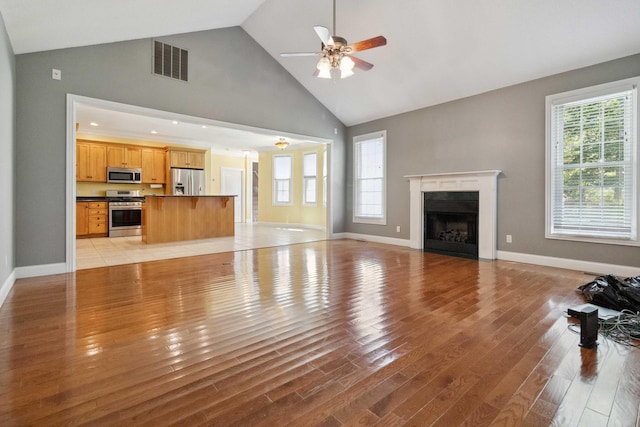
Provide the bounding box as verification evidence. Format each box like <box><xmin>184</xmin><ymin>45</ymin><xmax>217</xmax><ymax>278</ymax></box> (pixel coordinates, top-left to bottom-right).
<box><xmin>153</xmin><ymin>41</ymin><xmax>188</xmax><ymax>82</ymax></box>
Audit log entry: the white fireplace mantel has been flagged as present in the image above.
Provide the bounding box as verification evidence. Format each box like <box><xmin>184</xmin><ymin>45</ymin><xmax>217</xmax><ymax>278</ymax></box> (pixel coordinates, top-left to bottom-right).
<box><xmin>405</xmin><ymin>170</ymin><xmax>501</xmax><ymax>260</ymax></box>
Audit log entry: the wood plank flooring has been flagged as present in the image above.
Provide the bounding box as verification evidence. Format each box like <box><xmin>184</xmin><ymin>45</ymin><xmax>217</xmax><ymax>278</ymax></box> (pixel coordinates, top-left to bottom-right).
<box><xmin>1</xmin><ymin>240</ymin><xmax>638</xmax><ymax>426</ymax></box>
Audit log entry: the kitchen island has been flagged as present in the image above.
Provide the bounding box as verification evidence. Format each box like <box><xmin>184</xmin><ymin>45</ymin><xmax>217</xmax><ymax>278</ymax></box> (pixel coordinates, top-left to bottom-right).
<box><xmin>142</xmin><ymin>195</ymin><xmax>235</xmax><ymax>244</ymax></box>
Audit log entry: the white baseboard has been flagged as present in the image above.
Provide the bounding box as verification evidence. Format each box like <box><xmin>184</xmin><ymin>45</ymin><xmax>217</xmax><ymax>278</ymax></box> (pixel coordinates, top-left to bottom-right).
<box><xmin>15</xmin><ymin>262</ymin><xmax>67</xmax><ymax>279</ymax></box>
<box><xmin>339</xmin><ymin>232</ymin><xmax>411</xmax><ymax>247</ymax></box>
<box><xmin>332</xmin><ymin>233</ymin><xmax>639</xmax><ymax>277</ymax></box>
<box><xmin>497</xmin><ymin>250</ymin><xmax>640</xmax><ymax>277</ymax></box>
<box><xmin>0</xmin><ymin>270</ymin><xmax>16</xmax><ymax>308</ymax></box>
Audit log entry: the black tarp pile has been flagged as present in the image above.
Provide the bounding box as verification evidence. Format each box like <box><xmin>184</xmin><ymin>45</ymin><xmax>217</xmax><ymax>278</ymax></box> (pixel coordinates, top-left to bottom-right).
<box><xmin>578</xmin><ymin>274</ymin><xmax>640</xmax><ymax>313</ymax></box>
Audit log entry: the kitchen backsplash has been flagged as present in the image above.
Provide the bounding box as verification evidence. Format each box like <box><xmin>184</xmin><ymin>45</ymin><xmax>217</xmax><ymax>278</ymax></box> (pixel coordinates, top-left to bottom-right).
<box><xmin>76</xmin><ymin>182</ymin><xmax>165</xmax><ymax>197</ymax></box>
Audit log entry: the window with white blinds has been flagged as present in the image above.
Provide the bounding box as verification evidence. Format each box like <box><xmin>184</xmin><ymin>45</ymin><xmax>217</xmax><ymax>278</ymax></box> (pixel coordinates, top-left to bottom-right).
<box><xmin>354</xmin><ymin>131</ymin><xmax>386</xmax><ymax>225</ymax></box>
<box><xmin>303</xmin><ymin>152</ymin><xmax>317</xmax><ymax>205</ymax></box>
<box><xmin>272</xmin><ymin>154</ymin><xmax>292</xmax><ymax>205</ymax></box>
<box><xmin>546</xmin><ymin>77</ymin><xmax>639</xmax><ymax>244</ymax></box>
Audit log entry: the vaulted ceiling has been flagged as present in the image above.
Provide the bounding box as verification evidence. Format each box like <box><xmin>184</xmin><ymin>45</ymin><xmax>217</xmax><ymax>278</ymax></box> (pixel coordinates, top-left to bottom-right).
<box><xmin>2</xmin><ymin>0</ymin><xmax>640</xmax><ymax>128</ymax></box>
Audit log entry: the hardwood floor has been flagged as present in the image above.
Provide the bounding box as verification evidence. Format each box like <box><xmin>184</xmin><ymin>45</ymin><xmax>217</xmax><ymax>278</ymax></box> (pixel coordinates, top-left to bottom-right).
<box><xmin>1</xmin><ymin>240</ymin><xmax>638</xmax><ymax>426</ymax></box>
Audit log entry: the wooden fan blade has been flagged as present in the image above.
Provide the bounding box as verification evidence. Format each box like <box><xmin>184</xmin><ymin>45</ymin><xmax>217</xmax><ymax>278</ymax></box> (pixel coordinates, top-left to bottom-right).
<box><xmin>281</xmin><ymin>52</ymin><xmax>322</xmax><ymax>57</ymax></box>
<box><xmin>350</xmin><ymin>56</ymin><xmax>374</xmax><ymax>71</ymax></box>
<box><xmin>348</xmin><ymin>35</ymin><xmax>387</xmax><ymax>52</ymax></box>
<box><xmin>313</xmin><ymin>25</ymin><xmax>335</xmax><ymax>46</ymax></box>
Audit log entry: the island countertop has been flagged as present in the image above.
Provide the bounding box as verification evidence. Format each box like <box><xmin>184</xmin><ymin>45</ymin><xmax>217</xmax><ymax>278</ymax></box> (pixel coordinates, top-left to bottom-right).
<box><xmin>144</xmin><ymin>195</ymin><xmax>237</xmax><ymax>198</ymax></box>
<box><xmin>142</xmin><ymin>195</ymin><xmax>235</xmax><ymax>244</ymax></box>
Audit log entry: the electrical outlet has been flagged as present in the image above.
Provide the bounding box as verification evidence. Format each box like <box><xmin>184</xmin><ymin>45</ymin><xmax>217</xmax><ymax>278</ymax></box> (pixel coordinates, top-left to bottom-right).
<box><xmin>506</xmin><ymin>234</ymin><xmax>512</xmax><ymax>243</ymax></box>
<box><xmin>52</xmin><ymin>69</ymin><xmax>61</xmax><ymax>80</ymax></box>
<box><xmin>396</xmin><ymin>226</ymin><xmax>401</xmax><ymax>233</ymax></box>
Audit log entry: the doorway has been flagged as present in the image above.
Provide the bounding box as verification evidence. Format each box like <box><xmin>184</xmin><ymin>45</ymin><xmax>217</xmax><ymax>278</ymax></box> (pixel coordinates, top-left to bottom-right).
<box><xmin>251</xmin><ymin>161</ymin><xmax>259</xmax><ymax>222</ymax></box>
<box><xmin>221</xmin><ymin>167</ymin><xmax>244</xmax><ymax>223</ymax></box>
<box><xmin>67</xmin><ymin>94</ymin><xmax>333</xmax><ymax>272</ymax></box>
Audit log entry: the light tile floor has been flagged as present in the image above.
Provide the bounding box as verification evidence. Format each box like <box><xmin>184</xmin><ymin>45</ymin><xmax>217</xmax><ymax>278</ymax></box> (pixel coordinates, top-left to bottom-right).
<box><xmin>76</xmin><ymin>223</ymin><xmax>327</xmax><ymax>270</ymax></box>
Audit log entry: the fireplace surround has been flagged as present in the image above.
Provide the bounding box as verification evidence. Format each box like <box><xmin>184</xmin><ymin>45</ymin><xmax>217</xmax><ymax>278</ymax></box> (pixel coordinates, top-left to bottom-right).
<box><xmin>405</xmin><ymin>170</ymin><xmax>501</xmax><ymax>260</ymax></box>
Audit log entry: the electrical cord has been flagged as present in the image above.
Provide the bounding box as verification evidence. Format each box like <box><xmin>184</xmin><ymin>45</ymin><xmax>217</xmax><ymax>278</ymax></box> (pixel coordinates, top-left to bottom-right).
<box><xmin>598</xmin><ymin>310</ymin><xmax>640</xmax><ymax>347</ymax></box>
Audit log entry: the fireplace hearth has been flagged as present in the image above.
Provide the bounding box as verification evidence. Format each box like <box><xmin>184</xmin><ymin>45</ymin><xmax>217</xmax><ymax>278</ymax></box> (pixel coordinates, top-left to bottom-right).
<box><xmin>424</xmin><ymin>191</ymin><xmax>479</xmax><ymax>259</ymax></box>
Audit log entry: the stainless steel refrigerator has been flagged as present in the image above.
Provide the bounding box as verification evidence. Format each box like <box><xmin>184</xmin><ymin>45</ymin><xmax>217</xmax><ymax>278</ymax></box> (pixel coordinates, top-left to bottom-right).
<box><xmin>171</xmin><ymin>168</ymin><xmax>206</xmax><ymax>195</ymax></box>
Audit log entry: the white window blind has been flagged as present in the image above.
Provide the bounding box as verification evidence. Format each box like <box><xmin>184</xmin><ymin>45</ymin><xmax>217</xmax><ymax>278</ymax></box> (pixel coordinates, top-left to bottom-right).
<box><xmin>548</xmin><ymin>80</ymin><xmax>638</xmax><ymax>242</ymax></box>
<box><xmin>354</xmin><ymin>131</ymin><xmax>386</xmax><ymax>225</ymax></box>
<box><xmin>273</xmin><ymin>155</ymin><xmax>292</xmax><ymax>205</ymax></box>
<box><xmin>303</xmin><ymin>152</ymin><xmax>317</xmax><ymax>205</ymax></box>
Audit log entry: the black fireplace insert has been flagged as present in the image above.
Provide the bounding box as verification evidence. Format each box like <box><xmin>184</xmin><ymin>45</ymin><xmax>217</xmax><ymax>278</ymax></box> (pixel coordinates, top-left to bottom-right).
<box><xmin>424</xmin><ymin>191</ymin><xmax>479</xmax><ymax>259</ymax></box>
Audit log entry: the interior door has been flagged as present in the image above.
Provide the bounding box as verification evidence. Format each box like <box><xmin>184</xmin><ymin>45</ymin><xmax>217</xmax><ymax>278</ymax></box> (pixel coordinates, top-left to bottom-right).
<box><xmin>221</xmin><ymin>168</ymin><xmax>244</xmax><ymax>223</ymax></box>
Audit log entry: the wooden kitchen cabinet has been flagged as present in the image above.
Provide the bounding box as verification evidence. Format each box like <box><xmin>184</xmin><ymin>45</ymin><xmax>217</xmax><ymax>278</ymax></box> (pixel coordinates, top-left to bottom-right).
<box><xmin>142</xmin><ymin>196</ymin><xmax>234</xmax><ymax>244</ymax></box>
<box><xmin>168</xmin><ymin>149</ymin><xmax>205</xmax><ymax>169</ymax></box>
<box><xmin>76</xmin><ymin>141</ymin><xmax>107</xmax><ymax>182</ymax></box>
<box><xmin>141</xmin><ymin>148</ymin><xmax>166</xmax><ymax>183</ymax></box>
<box><xmin>76</xmin><ymin>201</ymin><xmax>108</xmax><ymax>238</ymax></box>
<box><xmin>107</xmin><ymin>145</ymin><xmax>142</xmax><ymax>168</ymax></box>
<box><xmin>76</xmin><ymin>202</ymin><xmax>89</xmax><ymax>236</ymax></box>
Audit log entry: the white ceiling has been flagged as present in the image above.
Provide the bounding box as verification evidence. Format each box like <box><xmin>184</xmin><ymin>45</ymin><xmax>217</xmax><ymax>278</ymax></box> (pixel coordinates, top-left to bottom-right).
<box><xmin>76</xmin><ymin>103</ymin><xmax>325</xmax><ymax>155</ymax></box>
<box><xmin>0</xmin><ymin>0</ymin><xmax>267</xmax><ymax>54</ymax></box>
<box><xmin>2</xmin><ymin>0</ymin><xmax>640</xmax><ymax>130</ymax></box>
<box><xmin>244</xmin><ymin>0</ymin><xmax>640</xmax><ymax>125</ymax></box>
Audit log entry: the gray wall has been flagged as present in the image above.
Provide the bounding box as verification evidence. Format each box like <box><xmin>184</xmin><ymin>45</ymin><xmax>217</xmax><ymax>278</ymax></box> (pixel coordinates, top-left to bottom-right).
<box><xmin>0</xmin><ymin>11</ymin><xmax>15</xmax><ymax>286</ymax></box>
<box><xmin>347</xmin><ymin>53</ymin><xmax>640</xmax><ymax>268</ymax></box>
<box><xmin>15</xmin><ymin>27</ymin><xmax>345</xmax><ymax>268</ymax></box>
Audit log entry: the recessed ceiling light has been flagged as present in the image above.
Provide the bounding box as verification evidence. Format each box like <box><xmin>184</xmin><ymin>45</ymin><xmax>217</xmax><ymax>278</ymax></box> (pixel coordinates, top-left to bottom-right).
<box><xmin>172</xmin><ymin>120</ymin><xmax>179</xmax><ymax>125</ymax></box>
<box><xmin>150</xmin><ymin>130</ymin><xmax>158</xmax><ymax>134</ymax></box>
<box><xmin>90</xmin><ymin>122</ymin><xmax>99</xmax><ymax>127</ymax></box>
<box><xmin>201</xmin><ymin>125</ymin><xmax>207</xmax><ymax>129</ymax></box>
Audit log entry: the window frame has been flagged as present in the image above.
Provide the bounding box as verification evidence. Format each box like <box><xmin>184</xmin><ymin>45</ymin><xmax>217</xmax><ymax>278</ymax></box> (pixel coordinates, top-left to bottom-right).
<box><xmin>323</xmin><ymin>149</ymin><xmax>328</xmax><ymax>207</ymax></box>
<box><xmin>272</xmin><ymin>154</ymin><xmax>293</xmax><ymax>206</ymax></box>
<box><xmin>302</xmin><ymin>151</ymin><xmax>318</xmax><ymax>206</ymax></box>
<box><xmin>545</xmin><ymin>77</ymin><xmax>639</xmax><ymax>246</ymax></box>
<box><xmin>353</xmin><ymin>130</ymin><xmax>387</xmax><ymax>225</ymax></box>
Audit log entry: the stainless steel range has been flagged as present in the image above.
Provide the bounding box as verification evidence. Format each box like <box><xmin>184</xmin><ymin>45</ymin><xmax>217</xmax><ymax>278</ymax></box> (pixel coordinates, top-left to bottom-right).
<box><xmin>106</xmin><ymin>190</ymin><xmax>144</xmax><ymax>237</ymax></box>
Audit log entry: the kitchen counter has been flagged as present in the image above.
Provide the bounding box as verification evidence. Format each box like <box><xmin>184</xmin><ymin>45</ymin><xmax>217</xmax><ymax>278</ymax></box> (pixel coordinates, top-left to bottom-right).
<box><xmin>76</xmin><ymin>196</ymin><xmax>107</xmax><ymax>202</ymax></box>
<box><xmin>142</xmin><ymin>195</ymin><xmax>235</xmax><ymax>244</ymax></box>
<box><xmin>145</xmin><ymin>194</ymin><xmax>237</xmax><ymax>198</ymax></box>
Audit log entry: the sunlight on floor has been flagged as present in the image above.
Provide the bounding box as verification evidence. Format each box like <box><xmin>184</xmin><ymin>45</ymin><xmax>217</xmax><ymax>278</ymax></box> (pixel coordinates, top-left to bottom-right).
<box><xmin>76</xmin><ymin>223</ymin><xmax>326</xmax><ymax>270</ymax></box>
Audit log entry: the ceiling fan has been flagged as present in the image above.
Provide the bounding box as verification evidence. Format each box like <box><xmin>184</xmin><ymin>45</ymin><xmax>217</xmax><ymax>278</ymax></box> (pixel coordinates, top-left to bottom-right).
<box><xmin>280</xmin><ymin>0</ymin><xmax>387</xmax><ymax>79</ymax></box>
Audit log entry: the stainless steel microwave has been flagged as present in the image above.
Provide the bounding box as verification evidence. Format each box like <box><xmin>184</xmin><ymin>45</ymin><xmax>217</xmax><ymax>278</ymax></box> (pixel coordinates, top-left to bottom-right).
<box><xmin>107</xmin><ymin>167</ymin><xmax>142</xmax><ymax>184</ymax></box>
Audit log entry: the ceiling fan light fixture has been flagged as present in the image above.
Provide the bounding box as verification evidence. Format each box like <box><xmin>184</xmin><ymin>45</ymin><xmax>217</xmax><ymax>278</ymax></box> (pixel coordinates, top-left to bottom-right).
<box><xmin>318</xmin><ymin>68</ymin><xmax>332</xmax><ymax>79</ymax></box>
<box><xmin>275</xmin><ymin>138</ymin><xmax>289</xmax><ymax>150</ymax></box>
<box><xmin>340</xmin><ymin>56</ymin><xmax>354</xmax><ymax>71</ymax></box>
<box><xmin>340</xmin><ymin>68</ymin><xmax>354</xmax><ymax>79</ymax></box>
<box><xmin>280</xmin><ymin>0</ymin><xmax>386</xmax><ymax>80</ymax></box>
<box><xmin>339</xmin><ymin>56</ymin><xmax>355</xmax><ymax>78</ymax></box>
<box><xmin>316</xmin><ymin>57</ymin><xmax>332</xmax><ymax>78</ymax></box>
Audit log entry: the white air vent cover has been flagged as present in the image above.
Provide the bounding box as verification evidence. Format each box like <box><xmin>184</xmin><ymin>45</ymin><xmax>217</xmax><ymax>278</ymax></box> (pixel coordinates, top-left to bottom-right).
<box><xmin>153</xmin><ymin>41</ymin><xmax>188</xmax><ymax>82</ymax></box>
